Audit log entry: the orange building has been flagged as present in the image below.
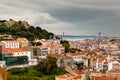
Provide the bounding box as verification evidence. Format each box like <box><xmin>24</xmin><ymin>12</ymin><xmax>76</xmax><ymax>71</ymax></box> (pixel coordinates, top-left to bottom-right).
<box><xmin>0</xmin><ymin>68</ymin><xmax>8</xmax><ymax>80</ymax></box>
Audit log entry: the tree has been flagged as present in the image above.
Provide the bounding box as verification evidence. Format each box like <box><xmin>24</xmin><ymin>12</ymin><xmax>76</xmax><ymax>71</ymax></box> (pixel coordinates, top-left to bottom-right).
<box><xmin>0</xmin><ymin>23</ymin><xmax>9</xmax><ymax>33</ymax></box>
<box><xmin>60</xmin><ymin>40</ymin><xmax>70</xmax><ymax>53</ymax></box>
<box><xmin>31</xmin><ymin>42</ymin><xmax>42</xmax><ymax>46</ymax></box>
<box><xmin>10</xmin><ymin>23</ymin><xmax>21</xmax><ymax>31</ymax></box>
<box><xmin>37</xmin><ymin>57</ymin><xmax>58</xmax><ymax>74</ymax></box>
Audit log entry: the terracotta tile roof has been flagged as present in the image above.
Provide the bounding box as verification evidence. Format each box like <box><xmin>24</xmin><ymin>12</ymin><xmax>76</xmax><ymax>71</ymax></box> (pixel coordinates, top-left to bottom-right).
<box><xmin>63</xmin><ymin>56</ymin><xmax>72</xmax><ymax>60</ymax></box>
<box><xmin>82</xmin><ymin>49</ymin><xmax>98</xmax><ymax>55</ymax></box>
<box><xmin>114</xmin><ymin>63</ymin><xmax>120</xmax><ymax>66</ymax></box>
<box><xmin>30</xmin><ymin>46</ymin><xmax>48</xmax><ymax>48</ymax></box>
<box><xmin>56</xmin><ymin>73</ymin><xmax>74</xmax><ymax>79</ymax></box>
<box><xmin>17</xmin><ymin>38</ymin><xmax>27</xmax><ymax>40</ymax></box>
<box><xmin>92</xmin><ymin>76</ymin><xmax>118</xmax><ymax>80</ymax></box>
<box><xmin>49</xmin><ymin>44</ymin><xmax>63</xmax><ymax>48</ymax></box>
<box><xmin>72</xmin><ymin>76</ymin><xmax>82</xmax><ymax>80</ymax></box>
<box><xmin>48</xmin><ymin>53</ymin><xmax>58</xmax><ymax>57</ymax></box>
<box><xmin>0</xmin><ymin>42</ymin><xmax>5</xmax><ymax>45</ymax></box>
<box><xmin>98</xmin><ymin>58</ymin><xmax>105</xmax><ymax>63</ymax></box>
<box><xmin>107</xmin><ymin>69</ymin><xmax>120</xmax><ymax>74</ymax></box>
<box><xmin>101</xmin><ymin>42</ymin><xmax>108</xmax><ymax>44</ymax></box>
<box><xmin>71</xmin><ymin>52</ymin><xmax>83</xmax><ymax>56</ymax></box>
<box><xmin>93</xmin><ymin>58</ymin><xmax>105</xmax><ymax>63</ymax></box>
<box><xmin>50</xmin><ymin>44</ymin><xmax>55</xmax><ymax>48</ymax></box>
<box><xmin>73</xmin><ymin>70</ymin><xmax>84</xmax><ymax>75</ymax></box>
<box><xmin>2</xmin><ymin>48</ymin><xmax>29</xmax><ymax>53</ymax></box>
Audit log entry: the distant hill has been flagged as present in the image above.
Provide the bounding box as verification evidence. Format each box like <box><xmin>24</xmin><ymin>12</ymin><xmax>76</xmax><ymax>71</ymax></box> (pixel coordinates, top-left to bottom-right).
<box><xmin>0</xmin><ymin>19</ymin><xmax>54</xmax><ymax>41</ymax></box>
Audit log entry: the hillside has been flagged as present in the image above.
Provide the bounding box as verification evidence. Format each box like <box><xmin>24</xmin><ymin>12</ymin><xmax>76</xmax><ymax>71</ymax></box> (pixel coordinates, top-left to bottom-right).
<box><xmin>0</xmin><ymin>19</ymin><xmax>54</xmax><ymax>41</ymax></box>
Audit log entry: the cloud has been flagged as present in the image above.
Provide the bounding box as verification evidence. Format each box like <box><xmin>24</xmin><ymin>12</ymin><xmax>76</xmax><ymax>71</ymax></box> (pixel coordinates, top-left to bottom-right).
<box><xmin>0</xmin><ymin>0</ymin><xmax>120</xmax><ymax>37</ymax></box>
<box><xmin>42</xmin><ymin>22</ymin><xmax>73</xmax><ymax>35</ymax></box>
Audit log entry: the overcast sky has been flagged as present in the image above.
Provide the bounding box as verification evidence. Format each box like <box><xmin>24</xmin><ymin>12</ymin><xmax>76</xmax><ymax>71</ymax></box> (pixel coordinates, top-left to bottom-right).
<box><xmin>0</xmin><ymin>0</ymin><xmax>120</xmax><ymax>37</ymax></box>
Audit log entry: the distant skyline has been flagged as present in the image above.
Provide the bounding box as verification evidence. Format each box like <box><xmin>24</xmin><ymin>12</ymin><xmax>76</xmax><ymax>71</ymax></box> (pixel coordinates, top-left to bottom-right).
<box><xmin>0</xmin><ymin>0</ymin><xmax>120</xmax><ymax>37</ymax></box>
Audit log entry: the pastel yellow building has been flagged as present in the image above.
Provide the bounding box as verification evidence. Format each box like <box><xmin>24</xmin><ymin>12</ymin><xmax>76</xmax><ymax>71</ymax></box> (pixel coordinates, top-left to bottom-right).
<box><xmin>17</xmin><ymin>38</ymin><xmax>29</xmax><ymax>48</ymax></box>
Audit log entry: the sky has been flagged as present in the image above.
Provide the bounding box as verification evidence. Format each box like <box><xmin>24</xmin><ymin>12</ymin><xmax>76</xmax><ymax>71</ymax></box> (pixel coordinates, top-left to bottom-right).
<box><xmin>0</xmin><ymin>0</ymin><xmax>120</xmax><ymax>37</ymax></box>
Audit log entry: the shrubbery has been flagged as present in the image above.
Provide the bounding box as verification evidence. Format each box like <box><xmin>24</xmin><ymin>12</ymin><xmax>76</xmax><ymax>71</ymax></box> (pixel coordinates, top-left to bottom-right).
<box><xmin>8</xmin><ymin>57</ymin><xmax>67</xmax><ymax>80</ymax></box>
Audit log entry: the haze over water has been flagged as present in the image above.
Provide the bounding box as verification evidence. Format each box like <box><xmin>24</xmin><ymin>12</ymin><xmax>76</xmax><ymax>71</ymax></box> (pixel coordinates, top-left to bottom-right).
<box><xmin>57</xmin><ymin>35</ymin><xmax>100</xmax><ymax>41</ymax></box>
